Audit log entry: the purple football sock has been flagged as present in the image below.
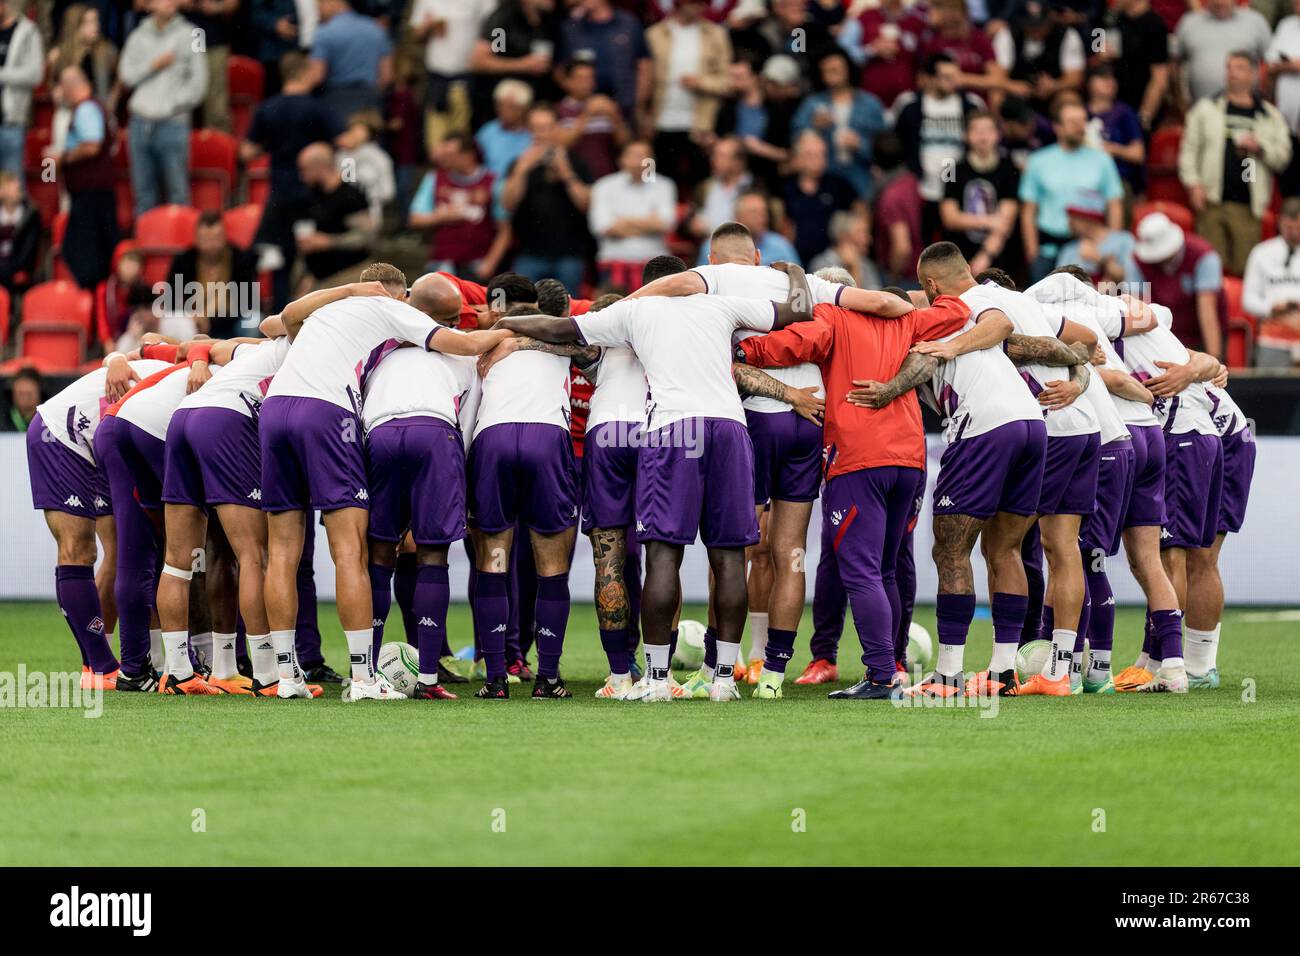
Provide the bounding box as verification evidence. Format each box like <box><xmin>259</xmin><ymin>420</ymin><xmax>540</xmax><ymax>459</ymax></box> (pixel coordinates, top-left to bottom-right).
<box><xmin>1020</xmin><ymin>527</ymin><xmax>1045</xmax><ymax>645</ymax></box>
<box><xmin>368</xmin><ymin>563</ymin><xmax>394</xmax><ymax>661</ymax></box>
<box><xmin>764</xmin><ymin>627</ymin><xmax>798</xmax><ymax>674</ymax></box>
<box><xmin>473</xmin><ymin>571</ymin><xmax>509</xmax><ymax>680</ymax></box>
<box><xmin>703</xmin><ymin>626</ymin><xmax>718</xmax><ymax>670</ymax></box>
<box><xmin>393</xmin><ymin>552</ymin><xmax>418</xmax><ymax>644</ymax></box>
<box><xmin>1151</xmin><ymin>608</ymin><xmax>1184</xmax><ymax>662</ymax></box>
<box><xmin>935</xmin><ymin>593</ymin><xmax>976</xmax><ymax>647</ymax></box>
<box><xmin>1085</xmin><ymin>567</ymin><xmax>1115</xmax><ymax>653</ymax></box>
<box><xmin>115</xmin><ymin>564</ymin><xmax>155</xmax><ymax>675</ymax></box>
<box><xmin>415</xmin><ymin>564</ymin><xmax>450</xmax><ymax>678</ymax></box>
<box><xmin>55</xmin><ymin>565</ymin><xmax>118</xmax><ymax>673</ymax></box>
<box><xmin>533</xmin><ymin>574</ymin><xmax>570</xmax><ymax>679</ymax></box>
<box><xmin>1142</xmin><ymin>609</ymin><xmax>1158</xmax><ymax>660</ymax></box>
<box><xmin>600</xmin><ymin>628</ymin><xmax>630</xmax><ymax>675</ymax></box>
<box><xmin>991</xmin><ymin>592</ymin><xmax>1029</xmax><ymax>648</ymax></box>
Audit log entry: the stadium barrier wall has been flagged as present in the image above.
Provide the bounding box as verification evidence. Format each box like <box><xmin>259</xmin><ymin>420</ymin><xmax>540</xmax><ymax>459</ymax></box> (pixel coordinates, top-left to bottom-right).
<box><xmin>1</xmin><ymin>434</ymin><xmax>1297</xmax><ymax>606</ymax></box>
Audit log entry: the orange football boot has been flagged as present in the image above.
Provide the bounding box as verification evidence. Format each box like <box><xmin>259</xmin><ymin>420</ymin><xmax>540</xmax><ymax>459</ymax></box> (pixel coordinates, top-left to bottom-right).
<box><xmin>964</xmin><ymin>669</ymin><xmax>1019</xmax><ymax>697</ymax></box>
<box><xmin>1113</xmin><ymin>665</ymin><xmax>1153</xmax><ymax>692</ymax></box>
<box><xmin>157</xmin><ymin>672</ymin><xmax>223</xmax><ymax>695</ymax></box>
<box><xmin>1012</xmin><ymin>672</ymin><xmax>1072</xmax><ymax>696</ymax></box>
<box><xmin>745</xmin><ymin>659</ymin><xmax>764</xmax><ymax>684</ymax></box>
<box><xmin>794</xmin><ymin>659</ymin><xmax>839</xmax><ymax>685</ymax></box>
<box><xmin>902</xmin><ymin>672</ymin><xmax>965</xmax><ymax>698</ymax></box>
<box><xmin>80</xmin><ymin>667</ymin><xmax>120</xmax><ymax>691</ymax></box>
<box><xmin>207</xmin><ymin>673</ymin><xmax>255</xmax><ymax>695</ymax></box>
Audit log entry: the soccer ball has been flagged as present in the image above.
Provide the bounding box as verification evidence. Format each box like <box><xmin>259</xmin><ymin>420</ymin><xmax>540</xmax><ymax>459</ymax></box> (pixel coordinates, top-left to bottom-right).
<box><xmin>673</xmin><ymin>619</ymin><xmax>707</xmax><ymax>669</ymax></box>
<box><xmin>376</xmin><ymin>642</ymin><xmax>419</xmax><ymax>698</ymax></box>
<box><xmin>906</xmin><ymin>622</ymin><xmax>934</xmax><ymax>672</ymax></box>
<box><xmin>1016</xmin><ymin>639</ymin><xmax>1053</xmax><ymax>683</ymax></box>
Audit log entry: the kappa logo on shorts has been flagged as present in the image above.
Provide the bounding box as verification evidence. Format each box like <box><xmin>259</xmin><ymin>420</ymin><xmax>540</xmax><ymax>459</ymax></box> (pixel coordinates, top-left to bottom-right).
<box><xmin>937</xmin><ymin>496</ymin><xmax>955</xmax><ymax>508</ymax></box>
<box><xmin>63</xmin><ymin>495</ymin><xmax>83</xmax><ymax>509</ymax></box>
<box><xmin>1161</xmin><ymin>527</ymin><xmax>1172</xmax><ymax>539</ymax></box>
<box><xmin>491</xmin><ymin>624</ymin><xmax>507</xmax><ymax>633</ymax></box>
<box><xmin>247</xmin><ymin>488</ymin><xmax>262</xmax><ymax>501</ymax></box>
<box><xmin>354</xmin><ymin>488</ymin><xmax>369</xmax><ymax>501</ymax></box>
<box><xmin>829</xmin><ymin>509</ymin><xmax>844</xmax><ymax>526</ymax></box>
<box><xmin>418</xmin><ymin>617</ymin><xmax>439</xmax><ymax>628</ymax></box>
<box><xmin>93</xmin><ymin>496</ymin><xmax>107</xmax><ymax>510</ymax></box>
<box><xmin>636</xmin><ymin>521</ymin><xmax>646</xmax><ymax>534</ymax></box>
<box><xmin>371</xmin><ymin>618</ymin><xmax>384</xmax><ymax>628</ymax></box>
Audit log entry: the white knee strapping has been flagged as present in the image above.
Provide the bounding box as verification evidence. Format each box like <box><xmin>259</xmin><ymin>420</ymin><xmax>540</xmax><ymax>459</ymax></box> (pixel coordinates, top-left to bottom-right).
<box><xmin>162</xmin><ymin>564</ymin><xmax>194</xmax><ymax>581</ymax></box>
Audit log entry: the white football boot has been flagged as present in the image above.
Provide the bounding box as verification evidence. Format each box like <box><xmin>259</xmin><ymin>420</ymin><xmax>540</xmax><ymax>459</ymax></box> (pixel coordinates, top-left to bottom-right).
<box><xmin>345</xmin><ymin>672</ymin><xmax>406</xmax><ymax>701</ymax></box>
<box><xmin>708</xmin><ymin>677</ymin><xmax>741</xmax><ymax>701</ymax></box>
<box><xmin>276</xmin><ymin>675</ymin><xmax>316</xmax><ymax>699</ymax></box>
<box><xmin>1137</xmin><ymin>664</ymin><xmax>1189</xmax><ymax>694</ymax></box>
<box><xmin>624</xmin><ymin>677</ymin><xmax>673</xmax><ymax>702</ymax></box>
<box><xmin>594</xmin><ymin>674</ymin><xmax>635</xmax><ymax>699</ymax></box>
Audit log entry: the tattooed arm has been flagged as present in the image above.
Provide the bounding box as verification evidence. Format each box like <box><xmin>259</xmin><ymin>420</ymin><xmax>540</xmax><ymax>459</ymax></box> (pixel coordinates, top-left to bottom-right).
<box><xmin>845</xmin><ymin>351</ymin><xmax>940</xmax><ymax>409</ymax></box>
<box><xmin>477</xmin><ymin>335</ymin><xmax>600</xmax><ymax>378</ymax></box>
<box><xmin>1037</xmin><ymin>362</ymin><xmax>1091</xmax><ymax>410</ymax></box>
<box><xmin>1004</xmin><ymin>333</ymin><xmax>1088</xmax><ymax>367</ymax></box>
<box><xmin>732</xmin><ymin>363</ymin><xmax>825</xmax><ymax>423</ymax></box>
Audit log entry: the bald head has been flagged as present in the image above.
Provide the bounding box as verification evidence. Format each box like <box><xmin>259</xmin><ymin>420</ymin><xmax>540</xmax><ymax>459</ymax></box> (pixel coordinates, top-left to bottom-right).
<box><xmin>916</xmin><ymin>241</ymin><xmax>974</xmax><ymax>301</ymax></box>
<box><xmin>410</xmin><ymin>272</ymin><xmax>462</xmax><ymax>326</ymax></box>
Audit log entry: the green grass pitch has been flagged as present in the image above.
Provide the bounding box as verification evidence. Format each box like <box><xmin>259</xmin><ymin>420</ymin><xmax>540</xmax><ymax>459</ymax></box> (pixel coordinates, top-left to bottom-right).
<box><xmin>1</xmin><ymin>600</ymin><xmax>1297</xmax><ymax>866</ymax></box>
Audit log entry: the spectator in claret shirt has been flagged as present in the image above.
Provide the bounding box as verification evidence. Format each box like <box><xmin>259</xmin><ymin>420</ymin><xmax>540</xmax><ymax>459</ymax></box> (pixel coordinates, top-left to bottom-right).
<box><xmin>409</xmin><ymin>132</ymin><xmax>500</xmax><ymax>280</ymax></box>
<box><xmin>849</xmin><ymin>0</ymin><xmax>927</xmax><ymax>113</ymax></box>
<box><xmin>555</xmin><ymin>55</ymin><xmax>628</xmax><ymax>181</ymax></box>
<box><xmin>919</xmin><ymin>0</ymin><xmax>1006</xmax><ymax>102</ymax></box>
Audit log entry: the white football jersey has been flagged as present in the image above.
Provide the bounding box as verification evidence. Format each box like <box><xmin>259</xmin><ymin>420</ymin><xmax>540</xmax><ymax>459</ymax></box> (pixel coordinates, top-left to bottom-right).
<box><xmin>928</xmin><ymin>291</ymin><xmax>1054</xmax><ymax>444</ymax></box>
<box><xmin>693</xmin><ymin>264</ymin><xmax>842</xmax><ymax>413</ymax></box>
<box><xmin>267</xmin><ymin>296</ymin><xmax>439</xmax><ymax>413</ymax></box>
<box><xmin>1025</xmin><ymin>274</ymin><xmax>1157</xmax><ymax>429</ymax></box>
<box><xmin>1148</xmin><ymin>301</ymin><xmax>1249</xmax><ymax>438</ymax></box>
<box><xmin>36</xmin><ymin>360</ymin><xmax>171</xmax><ymax>463</ymax></box>
<box><xmin>968</xmin><ymin>283</ymin><xmax>1097</xmax><ymax>437</ymax></box>
<box><xmin>586</xmin><ymin>346</ymin><xmax>648</xmax><ymax>430</ymax></box>
<box><xmin>361</xmin><ymin>337</ymin><xmax>478</xmax><ymax>432</ymax></box>
<box><xmin>473</xmin><ymin>349</ymin><xmax>572</xmax><ymax>440</ymax></box>
<box><xmin>574</xmin><ymin>294</ymin><xmax>778</xmax><ymax>430</ymax></box>
<box><xmin>178</xmin><ymin>337</ymin><xmax>291</xmax><ymax>419</ymax></box>
<box><xmin>1114</xmin><ymin>303</ymin><xmax>1217</xmax><ymax>435</ymax></box>
<box><xmin>116</xmin><ymin>365</ymin><xmax>193</xmax><ymax>440</ymax></box>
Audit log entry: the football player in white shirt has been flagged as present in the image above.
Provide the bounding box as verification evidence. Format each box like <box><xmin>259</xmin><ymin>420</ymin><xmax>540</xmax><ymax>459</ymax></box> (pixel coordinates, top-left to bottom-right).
<box><xmin>889</xmin><ymin>244</ymin><xmax>1046</xmax><ymax>699</ymax></box>
<box><xmin>1143</xmin><ymin>308</ymin><xmax>1250</xmax><ymax>690</ymax></box>
<box><xmin>1027</xmin><ymin>267</ymin><xmax>1172</xmax><ymax>694</ymax></box>
<box><xmin>261</xmin><ymin>264</ymin><xmax>511</xmax><ymax>701</ymax></box>
<box><xmin>153</xmin><ymin>334</ymin><xmax>303</xmax><ymax>697</ymax></box>
<box><xmin>630</xmin><ymin>233</ymin><xmax>889</xmax><ymax>697</ymax></box>
<box><xmin>495</xmin><ymin>263</ymin><xmax>817</xmax><ymax>702</ymax></box>
<box><xmin>966</xmin><ymin>268</ymin><xmax>1101</xmax><ymax>697</ymax></box>
<box><xmin>26</xmin><ymin>353</ymin><xmax>170</xmax><ymax>690</ymax></box>
<box><xmin>359</xmin><ymin>273</ymin><xmax>484</xmax><ymax>701</ymax></box>
<box><xmin>1086</xmin><ymin>291</ymin><xmax>1225</xmax><ymax>692</ymax></box>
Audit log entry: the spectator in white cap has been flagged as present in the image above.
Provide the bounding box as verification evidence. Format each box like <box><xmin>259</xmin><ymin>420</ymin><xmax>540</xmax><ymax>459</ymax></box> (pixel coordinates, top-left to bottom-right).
<box><xmin>1134</xmin><ymin>210</ymin><xmax>1228</xmax><ymax>358</ymax></box>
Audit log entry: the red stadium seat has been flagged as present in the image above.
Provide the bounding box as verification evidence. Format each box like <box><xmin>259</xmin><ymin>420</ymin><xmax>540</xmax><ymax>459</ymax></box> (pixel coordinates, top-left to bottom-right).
<box><xmin>15</xmin><ymin>280</ymin><xmax>95</xmax><ymax>372</ymax></box>
<box><xmin>1262</xmin><ymin>207</ymin><xmax>1277</xmax><ymax>241</ymax></box>
<box><xmin>1132</xmin><ymin>200</ymin><xmax>1195</xmax><ymax>235</ymax></box>
<box><xmin>1222</xmin><ymin>275</ymin><xmax>1254</xmax><ymax>367</ymax></box>
<box><xmin>0</xmin><ymin>284</ymin><xmax>10</xmax><ymax>349</ymax></box>
<box><xmin>1223</xmin><ymin>275</ymin><xmax>1245</xmax><ymax>319</ymax></box>
<box><xmin>245</xmin><ymin>154</ymin><xmax>270</xmax><ymax>207</ymax></box>
<box><xmin>30</xmin><ymin>85</ymin><xmax>54</xmax><ymax>135</ymax></box>
<box><xmin>222</xmin><ymin>203</ymin><xmax>263</xmax><ymax>250</ymax></box>
<box><xmin>190</xmin><ymin>129</ymin><xmax>238</xmax><ymax>212</ymax></box>
<box><xmin>1145</xmin><ymin>125</ymin><xmax>1188</xmax><ymax>206</ymax></box>
<box><xmin>49</xmin><ymin>211</ymin><xmax>73</xmax><ymax>283</ymax></box>
<box><xmin>228</xmin><ymin>56</ymin><xmax>265</xmax><ymax>142</ymax></box>
<box><xmin>135</xmin><ymin>205</ymin><xmax>200</xmax><ymax>284</ymax></box>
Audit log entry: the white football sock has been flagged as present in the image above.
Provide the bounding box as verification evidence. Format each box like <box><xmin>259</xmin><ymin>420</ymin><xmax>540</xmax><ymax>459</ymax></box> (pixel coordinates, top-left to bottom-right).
<box><xmin>1044</xmin><ymin>629</ymin><xmax>1075</xmax><ymax>680</ymax></box>
<box><xmin>1161</xmin><ymin>656</ymin><xmax>1185</xmax><ymax>671</ymax></box>
<box><xmin>1184</xmin><ymin>625</ymin><xmax>1219</xmax><ymax>674</ymax></box>
<box><xmin>249</xmin><ymin>634</ymin><xmax>276</xmax><ymax>686</ymax></box>
<box><xmin>936</xmin><ymin>642</ymin><xmax>964</xmax><ymax>677</ymax></box>
<box><xmin>646</xmin><ymin>643</ymin><xmax>670</xmax><ymax>681</ymax></box>
<box><xmin>748</xmin><ymin>612</ymin><xmax>769</xmax><ymax>662</ymax></box>
<box><xmin>989</xmin><ymin>642</ymin><xmax>1017</xmax><ymax>673</ymax></box>
<box><xmin>149</xmin><ymin>628</ymin><xmax>164</xmax><ymax>670</ymax></box>
<box><xmin>162</xmin><ymin>631</ymin><xmax>193</xmax><ymax>679</ymax></box>
<box><xmin>270</xmin><ymin>630</ymin><xmax>301</xmax><ymax>681</ymax></box>
<box><xmin>345</xmin><ymin>629</ymin><xmax>375</xmax><ymax>681</ymax></box>
<box><xmin>418</xmin><ymin>672</ymin><xmax>438</xmax><ymax>685</ymax></box>
<box><xmin>714</xmin><ymin>640</ymin><xmax>740</xmax><ymax>680</ymax></box>
<box><xmin>211</xmin><ymin>633</ymin><xmax>237</xmax><ymax>679</ymax></box>
<box><xmin>1133</xmin><ymin>651</ymin><xmax>1151</xmax><ymax>671</ymax></box>
<box><xmin>191</xmin><ymin>631</ymin><xmax>213</xmax><ymax>669</ymax></box>
<box><xmin>1087</xmin><ymin>649</ymin><xmax>1111</xmax><ymax>684</ymax></box>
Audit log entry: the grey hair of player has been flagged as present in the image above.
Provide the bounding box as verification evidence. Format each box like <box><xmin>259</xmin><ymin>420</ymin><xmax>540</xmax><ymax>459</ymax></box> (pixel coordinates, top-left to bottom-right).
<box><xmin>814</xmin><ymin>266</ymin><xmax>856</xmax><ymax>288</ymax></box>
